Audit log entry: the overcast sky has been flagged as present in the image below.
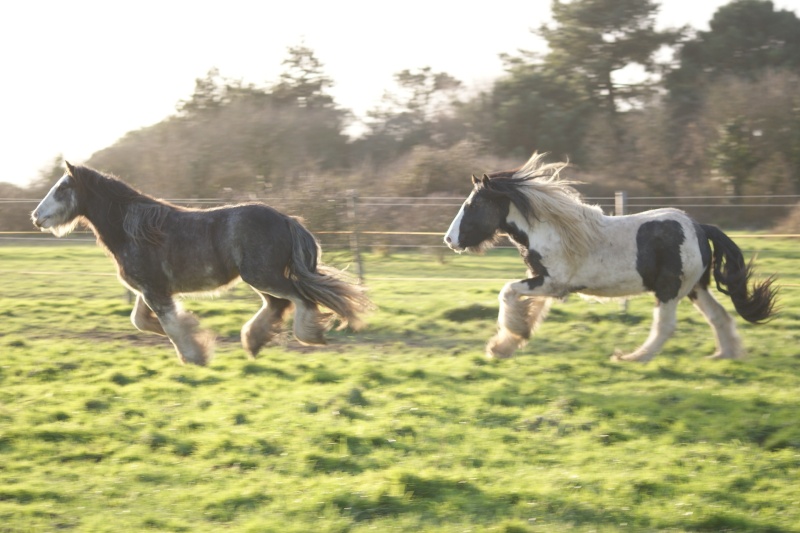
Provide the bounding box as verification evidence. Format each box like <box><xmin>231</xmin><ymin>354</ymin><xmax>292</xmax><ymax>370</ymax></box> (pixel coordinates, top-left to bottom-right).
<box><xmin>1</xmin><ymin>0</ymin><xmax>798</xmax><ymax>187</ymax></box>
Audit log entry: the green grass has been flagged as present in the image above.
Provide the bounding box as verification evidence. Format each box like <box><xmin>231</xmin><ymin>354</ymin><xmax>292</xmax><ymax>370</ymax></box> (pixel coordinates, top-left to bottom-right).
<box><xmin>0</xmin><ymin>240</ymin><xmax>799</xmax><ymax>532</ymax></box>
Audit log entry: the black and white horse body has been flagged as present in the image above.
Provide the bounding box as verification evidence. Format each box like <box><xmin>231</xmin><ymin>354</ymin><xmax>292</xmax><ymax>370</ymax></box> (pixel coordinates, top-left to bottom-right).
<box><xmin>445</xmin><ymin>153</ymin><xmax>777</xmax><ymax>362</ymax></box>
<box><xmin>504</xmin><ymin>206</ymin><xmax>704</xmax><ymax>299</ymax></box>
<box><xmin>33</xmin><ymin>162</ymin><xmax>371</xmax><ymax>365</ymax></box>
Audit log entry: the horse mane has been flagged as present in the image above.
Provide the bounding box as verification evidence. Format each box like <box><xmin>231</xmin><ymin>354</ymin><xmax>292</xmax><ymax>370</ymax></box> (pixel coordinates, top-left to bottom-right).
<box><xmin>123</xmin><ymin>203</ymin><xmax>172</xmax><ymax>245</ymax></box>
<box><xmin>484</xmin><ymin>153</ymin><xmax>604</xmax><ymax>262</ymax></box>
<box><xmin>70</xmin><ymin>165</ymin><xmax>173</xmax><ymax>245</ymax></box>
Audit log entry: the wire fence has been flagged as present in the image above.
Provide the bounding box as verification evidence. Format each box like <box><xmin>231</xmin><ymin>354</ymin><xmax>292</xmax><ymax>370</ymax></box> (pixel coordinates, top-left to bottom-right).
<box><xmin>5</xmin><ymin>192</ymin><xmax>799</xmax><ymax>245</ymax></box>
<box><xmin>2</xmin><ymin>193</ymin><xmax>798</xmax><ymax>289</ymax></box>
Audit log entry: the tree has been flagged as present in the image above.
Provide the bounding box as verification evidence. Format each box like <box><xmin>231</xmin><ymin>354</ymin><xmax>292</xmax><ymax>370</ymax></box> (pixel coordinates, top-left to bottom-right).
<box><xmin>176</xmin><ymin>68</ymin><xmax>230</xmax><ymax>116</ymax></box>
<box><xmin>524</xmin><ymin>0</ymin><xmax>682</xmax><ymax>171</ymax></box>
<box><xmin>269</xmin><ymin>44</ymin><xmax>350</xmax><ymax>173</ymax></box>
<box><xmin>88</xmin><ymin>45</ymin><xmax>352</xmax><ymax>197</ymax></box>
<box><xmin>383</xmin><ymin>67</ymin><xmax>462</xmax><ymax>123</ymax></box>
<box><xmin>462</xmin><ymin>57</ymin><xmax>592</xmax><ymax>162</ymax></box>
<box><xmin>540</xmin><ymin>0</ymin><xmax>680</xmax><ymax>118</ymax></box>
<box><xmin>667</xmin><ymin>0</ymin><xmax>800</xmax><ymax>116</ymax></box>
<box><xmin>361</xmin><ymin>67</ymin><xmax>463</xmax><ymax>163</ymax></box>
<box><xmin>272</xmin><ymin>44</ymin><xmax>337</xmax><ymax>110</ymax></box>
<box><xmin>703</xmin><ymin>70</ymin><xmax>800</xmax><ymax>195</ymax></box>
<box><xmin>711</xmin><ymin>117</ymin><xmax>762</xmax><ymax>200</ymax></box>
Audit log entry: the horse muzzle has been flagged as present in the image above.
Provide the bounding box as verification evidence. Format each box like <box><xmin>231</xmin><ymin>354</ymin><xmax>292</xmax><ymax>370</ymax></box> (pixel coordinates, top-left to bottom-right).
<box><xmin>444</xmin><ymin>235</ymin><xmax>465</xmax><ymax>253</ymax></box>
<box><xmin>31</xmin><ymin>211</ymin><xmax>50</xmax><ymax>229</ymax></box>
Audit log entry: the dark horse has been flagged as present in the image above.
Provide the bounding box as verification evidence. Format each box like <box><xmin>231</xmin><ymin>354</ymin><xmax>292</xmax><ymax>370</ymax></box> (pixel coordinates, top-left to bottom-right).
<box><xmin>32</xmin><ymin>162</ymin><xmax>371</xmax><ymax>365</ymax></box>
<box><xmin>445</xmin><ymin>153</ymin><xmax>778</xmax><ymax>362</ymax></box>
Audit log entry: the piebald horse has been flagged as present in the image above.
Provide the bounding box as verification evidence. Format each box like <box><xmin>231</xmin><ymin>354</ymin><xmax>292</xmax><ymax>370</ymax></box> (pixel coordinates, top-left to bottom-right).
<box><xmin>444</xmin><ymin>153</ymin><xmax>777</xmax><ymax>361</ymax></box>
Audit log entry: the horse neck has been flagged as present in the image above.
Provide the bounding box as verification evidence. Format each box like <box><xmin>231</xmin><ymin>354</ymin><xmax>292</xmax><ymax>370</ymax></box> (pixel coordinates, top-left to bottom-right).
<box><xmin>506</xmin><ymin>187</ymin><xmax>604</xmax><ymax>262</ymax></box>
<box><xmin>502</xmin><ymin>204</ymin><xmax>534</xmax><ymax>248</ymax></box>
<box><xmin>527</xmin><ymin>189</ymin><xmax>603</xmax><ymax>261</ymax></box>
<box><xmin>80</xmin><ymin>188</ymin><xmax>132</xmax><ymax>253</ymax></box>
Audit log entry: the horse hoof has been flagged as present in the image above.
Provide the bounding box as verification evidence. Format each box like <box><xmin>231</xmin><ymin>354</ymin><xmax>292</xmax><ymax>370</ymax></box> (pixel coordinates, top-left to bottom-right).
<box><xmin>610</xmin><ymin>350</ymin><xmax>651</xmax><ymax>363</ymax></box>
<box><xmin>241</xmin><ymin>334</ymin><xmax>276</xmax><ymax>358</ymax></box>
<box><xmin>486</xmin><ymin>337</ymin><xmax>516</xmax><ymax>359</ymax></box>
<box><xmin>175</xmin><ymin>334</ymin><xmax>215</xmax><ymax>366</ymax></box>
<box><xmin>295</xmin><ymin>334</ymin><xmax>327</xmax><ymax>346</ymax></box>
<box><xmin>706</xmin><ymin>351</ymin><xmax>746</xmax><ymax>360</ymax></box>
<box><xmin>179</xmin><ymin>352</ymin><xmax>209</xmax><ymax>366</ymax></box>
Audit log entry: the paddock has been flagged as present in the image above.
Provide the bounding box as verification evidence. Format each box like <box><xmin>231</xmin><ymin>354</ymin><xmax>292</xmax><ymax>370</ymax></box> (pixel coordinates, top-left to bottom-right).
<box><xmin>1</xmin><ymin>242</ymin><xmax>798</xmax><ymax>532</ymax></box>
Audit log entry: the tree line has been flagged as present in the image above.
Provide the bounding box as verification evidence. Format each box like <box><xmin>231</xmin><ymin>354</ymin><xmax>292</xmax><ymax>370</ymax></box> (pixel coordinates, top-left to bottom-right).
<box><xmin>4</xmin><ymin>0</ymin><xmax>800</xmax><ymax>232</ymax></box>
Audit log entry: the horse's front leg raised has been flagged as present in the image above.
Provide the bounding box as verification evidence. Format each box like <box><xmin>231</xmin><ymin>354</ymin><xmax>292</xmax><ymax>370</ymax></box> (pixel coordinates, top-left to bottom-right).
<box><xmin>143</xmin><ymin>293</ymin><xmax>214</xmax><ymax>366</ymax></box>
<box><xmin>487</xmin><ymin>277</ymin><xmax>554</xmax><ymax>359</ymax></box>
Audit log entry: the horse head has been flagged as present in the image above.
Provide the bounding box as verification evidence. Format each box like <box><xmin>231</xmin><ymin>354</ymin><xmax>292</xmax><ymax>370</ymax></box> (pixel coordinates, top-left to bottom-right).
<box><xmin>31</xmin><ymin>161</ymin><xmax>82</xmax><ymax>237</ymax></box>
<box><xmin>444</xmin><ymin>173</ymin><xmax>510</xmax><ymax>253</ymax></box>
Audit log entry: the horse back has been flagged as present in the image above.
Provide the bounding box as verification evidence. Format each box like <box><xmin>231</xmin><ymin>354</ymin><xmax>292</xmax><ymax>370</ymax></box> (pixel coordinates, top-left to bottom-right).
<box><xmin>568</xmin><ymin>209</ymin><xmax>707</xmax><ymax>300</ymax></box>
<box><xmin>133</xmin><ymin>203</ymin><xmax>294</xmax><ymax>294</ymax></box>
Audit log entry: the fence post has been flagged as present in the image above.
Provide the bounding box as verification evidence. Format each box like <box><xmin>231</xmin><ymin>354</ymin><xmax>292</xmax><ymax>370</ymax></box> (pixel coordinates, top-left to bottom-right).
<box><xmin>346</xmin><ymin>190</ymin><xmax>364</xmax><ymax>283</ymax></box>
<box><xmin>615</xmin><ymin>191</ymin><xmax>627</xmax><ymax>217</ymax></box>
<box><xmin>615</xmin><ymin>191</ymin><xmax>629</xmax><ymax>314</ymax></box>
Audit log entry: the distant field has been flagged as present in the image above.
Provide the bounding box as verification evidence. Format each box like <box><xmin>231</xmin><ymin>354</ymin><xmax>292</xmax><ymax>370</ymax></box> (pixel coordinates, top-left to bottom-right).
<box><xmin>1</xmin><ymin>240</ymin><xmax>798</xmax><ymax>532</ymax></box>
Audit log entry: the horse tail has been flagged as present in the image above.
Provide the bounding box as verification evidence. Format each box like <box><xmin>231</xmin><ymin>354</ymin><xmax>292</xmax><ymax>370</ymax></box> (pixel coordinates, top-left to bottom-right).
<box><xmin>700</xmin><ymin>224</ymin><xmax>778</xmax><ymax>323</ymax></box>
<box><xmin>286</xmin><ymin>217</ymin><xmax>372</xmax><ymax>330</ymax></box>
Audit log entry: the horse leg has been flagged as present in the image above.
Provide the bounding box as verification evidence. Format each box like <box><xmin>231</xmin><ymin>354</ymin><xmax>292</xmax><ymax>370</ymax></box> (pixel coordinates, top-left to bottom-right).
<box><xmin>485</xmin><ymin>275</ymin><xmax>558</xmax><ymax>358</ymax></box>
<box><xmin>612</xmin><ymin>299</ymin><xmax>679</xmax><ymax>363</ymax></box>
<box><xmin>292</xmin><ymin>300</ymin><xmax>331</xmax><ymax>345</ymax></box>
<box><xmin>241</xmin><ymin>292</ymin><xmax>293</xmax><ymax>357</ymax></box>
<box><xmin>487</xmin><ymin>292</ymin><xmax>552</xmax><ymax>359</ymax></box>
<box><xmin>689</xmin><ymin>286</ymin><xmax>744</xmax><ymax>359</ymax></box>
<box><xmin>245</xmin><ymin>288</ymin><xmax>329</xmax><ymax>346</ymax></box>
<box><xmin>239</xmin><ymin>265</ymin><xmax>331</xmax><ymax>347</ymax></box>
<box><xmin>131</xmin><ymin>293</ymin><xmax>166</xmax><ymax>335</ymax></box>
<box><xmin>144</xmin><ymin>293</ymin><xmax>214</xmax><ymax>366</ymax></box>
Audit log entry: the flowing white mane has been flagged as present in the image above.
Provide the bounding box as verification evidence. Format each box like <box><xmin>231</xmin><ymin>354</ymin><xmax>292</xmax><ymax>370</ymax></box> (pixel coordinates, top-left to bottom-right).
<box><xmin>510</xmin><ymin>153</ymin><xmax>604</xmax><ymax>263</ymax></box>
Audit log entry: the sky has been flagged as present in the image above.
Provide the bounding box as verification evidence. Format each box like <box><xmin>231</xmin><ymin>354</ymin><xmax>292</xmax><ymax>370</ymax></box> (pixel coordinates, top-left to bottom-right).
<box><xmin>1</xmin><ymin>0</ymin><xmax>798</xmax><ymax>188</ymax></box>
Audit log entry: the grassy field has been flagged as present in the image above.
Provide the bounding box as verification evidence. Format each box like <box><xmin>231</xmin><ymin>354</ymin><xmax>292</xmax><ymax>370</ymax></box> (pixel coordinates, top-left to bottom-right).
<box><xmin>0</xmin><ymin>239</ymin><xmax>799</xmax><ymax>532</ymax></box>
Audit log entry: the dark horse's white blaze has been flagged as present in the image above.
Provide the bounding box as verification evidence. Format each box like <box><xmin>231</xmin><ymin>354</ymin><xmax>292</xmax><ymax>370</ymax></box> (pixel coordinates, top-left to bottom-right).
<box><xmin>445</xmin><ymin>153</ymin><xmax>777</xmax><ymax>361</ymax></box>
<box><xmin>33</xmin><ymin>162</ymin><xmax>371</xmax><ymax>365</ymax></box>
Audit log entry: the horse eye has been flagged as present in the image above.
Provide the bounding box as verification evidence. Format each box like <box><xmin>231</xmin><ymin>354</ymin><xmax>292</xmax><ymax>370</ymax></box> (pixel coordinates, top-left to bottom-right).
<box><xmin>54</xmin><ymin>180</ymin><xmax>72</xmax><ymax>197</ymax></box>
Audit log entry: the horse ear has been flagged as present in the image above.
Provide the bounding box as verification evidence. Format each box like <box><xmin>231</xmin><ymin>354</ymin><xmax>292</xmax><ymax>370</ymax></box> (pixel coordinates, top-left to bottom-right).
<box><xmin>481</xmin><ymin>174</ymin><xmax>491</xmax><ymax>188</ymax></box>
<box><xmin>65</xmin><ymin>161</ymin><xmax>75</xmax><ymax>176</ymax></box>
<box><xmin>471</xmin><ymin>174</ymin><xmax>479</xmax><ymax>186</ymax></box>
